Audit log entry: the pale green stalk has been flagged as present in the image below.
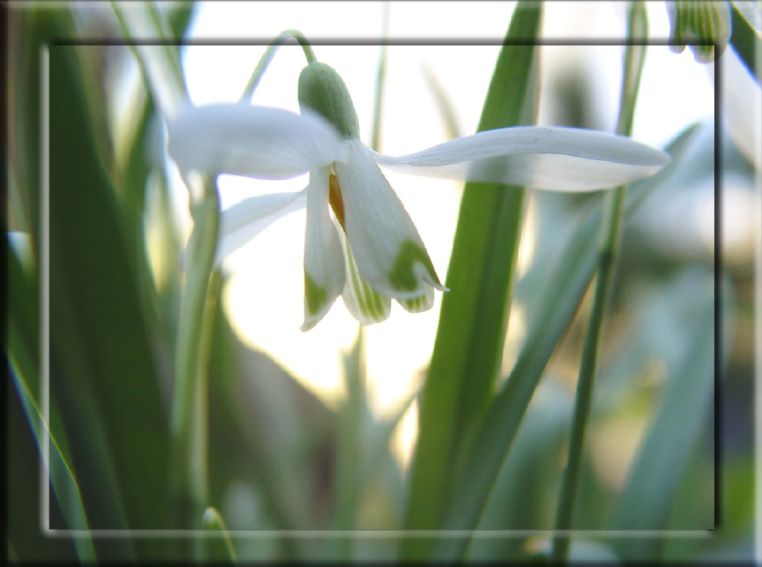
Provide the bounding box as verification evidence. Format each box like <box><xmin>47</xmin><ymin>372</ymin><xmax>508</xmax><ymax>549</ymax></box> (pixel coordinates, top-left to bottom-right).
<box><xmin>370</xmin><ymin>2</ymin><xmax>390</xmax><ymax>151</ymax></box>
<box><xmin>240</xmin><ymin>30</ymin><xmax>317</xmax><ymax>102</ymax></box>
<box><xmin>550</xmin><ymin>2</ymin><xmax>648</xmax><ymax>561</ymax></box>
<box><xmin>169</xmin><ymin>181</ymin><xmax>219</xmax><ymax>530</ymax></box>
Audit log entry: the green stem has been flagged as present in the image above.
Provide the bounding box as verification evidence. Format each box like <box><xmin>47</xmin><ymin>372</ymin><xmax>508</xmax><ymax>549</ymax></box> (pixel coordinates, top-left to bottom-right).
<box><xmin>170</xmin><ymin>180</ymin><xmax>220</xmax><ymax>529</ymax></box>
<box><xmin>370</xmin><ymin>3</ymin><xmax>390</xmax><ymax>151</ymax></box>
<box><xmin>240</xmin><ymin>29</ymin><xmax>316</xmax><ymax>102</ymax></box>
<box><xmin>550</xmin><ymin>2</ymin><xmax>647</xmax><ymax>561</ymax></box>
<box><xmin>191</xmin><ymin>270</ymin><xmax>222</xmax><ymax>560</ymax></box>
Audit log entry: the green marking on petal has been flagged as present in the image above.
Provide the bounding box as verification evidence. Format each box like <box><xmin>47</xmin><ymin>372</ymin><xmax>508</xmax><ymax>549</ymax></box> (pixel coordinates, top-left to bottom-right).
<box><xmin>304</xmin><ymin>273</ymin><xmax>328</xmax><ymax>316</ymax></box>
<box><xmin>343</xmin><ymin>233</ymin><xmax>390</xmax><ymax>323</ymax></box>
<box><xmin>400</xmin><ymin>292</ymin><xmax>433</xmax><ymax>314</ymax></box>
<box><xmin>389</xmin><ymin>240</ymin><xmax>441</xmax><ymax>293</ymax></box>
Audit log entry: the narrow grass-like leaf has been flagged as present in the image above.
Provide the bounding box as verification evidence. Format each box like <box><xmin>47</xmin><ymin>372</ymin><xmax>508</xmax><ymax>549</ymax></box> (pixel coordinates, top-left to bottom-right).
<box><xmin>7</xmin><ymin>246</ymin><xmax>96</xmax><ymax>562</ymax></box>
<box><xmin>612</xmin><ymin>272</ymin><xmax>715</xmax><ymax>560</ymax></box>
<box><xmin>432</xmin><ymin>123</ymin><xmax>702</xmax><ymax>560</ymax></box>
<box><xmin>9</xmin><ymin>233</ymin><xmax>136</xmax><ymax>557</ymax></box>
<box><xmin>402</xmin><ymin>4</ymin><xmax>542</xmax><ymax>548</ymax></box>
<box><xmin>552</xmin><ymin>5</ymin><xmax>647</xmax><ymax>558</ymax></box>
<box><xmin>50</xmin><ymin>43</ymin><xmax>169</xmax><ymax>529</ymax></box>
<box><xmin>8</xmin><ymin>382</ymin><xmax>78</xmax><ymax>562</ymax></box>
<box><xmin>730</xmin><ymin>1</ymin><xmax>761</xmax><ymax>82</ymax></box>
<box><xmin>9</xmin><ymin>367</ymin><xmax>97</xmax><ymax>562</ymax></box>
<box><xmin>8</xmin><ymin>5</ymin><xmax>77</xmax><ymax>255</ymax></box>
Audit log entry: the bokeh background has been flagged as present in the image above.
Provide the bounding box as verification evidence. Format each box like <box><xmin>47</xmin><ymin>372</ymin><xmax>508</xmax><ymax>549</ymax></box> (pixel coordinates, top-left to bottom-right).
<box><xmin>6</xmin><ymin>1</ymin><xmax>760</xmax><ymax>563</ymax></box>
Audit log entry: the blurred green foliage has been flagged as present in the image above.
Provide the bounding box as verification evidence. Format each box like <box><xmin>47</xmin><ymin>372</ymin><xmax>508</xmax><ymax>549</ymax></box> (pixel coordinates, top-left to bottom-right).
<box><xmin>5</xmin><ymin>1</ymin><xmax>758</xmax><ymax>564</ymax></box>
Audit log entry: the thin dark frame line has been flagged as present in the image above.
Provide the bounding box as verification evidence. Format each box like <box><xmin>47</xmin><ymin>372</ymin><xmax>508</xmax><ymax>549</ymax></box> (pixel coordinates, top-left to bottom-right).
<box><xmin>41</xmin><ymin>38</ymin><xmax>722</xmax><ymax>537</ymax></box>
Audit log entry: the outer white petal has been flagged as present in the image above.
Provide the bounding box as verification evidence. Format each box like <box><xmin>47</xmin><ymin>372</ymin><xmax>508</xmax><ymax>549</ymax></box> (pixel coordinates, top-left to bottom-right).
<box><xmin>168</xmin><ymin>104</ymin><xmax>345</xmax><ymax>179</ymax></box>
<box><xmin>216</xmin><ymin>191</ymin><xmax>306</xmax><ymax>264</ymax></box>
<box><xmin>375</xmin><ymin>127</ymin><xmax>670</xmax><ymax>192</ymax></box>
<box><xmin>303</xmin><ymin>168</ymin><xmax>346</xmax><ymax>331</ymax></box>
<box><xmin>335</xmin><ymin>140</ymin><xmax>443</xmax><ymax>299</ymax></box>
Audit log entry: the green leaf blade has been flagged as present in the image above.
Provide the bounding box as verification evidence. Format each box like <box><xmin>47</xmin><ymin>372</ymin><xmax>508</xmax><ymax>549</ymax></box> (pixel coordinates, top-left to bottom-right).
<box><xmin>49</xmin><ymin>42</ymin><xmax>170</xmax><ymax>530</ymax></box>
<box><xmin>433</xmin><ymin>122</ymin><xmax>704</xmax><ymax>561</ymax></box>
<box><xmin>402</xmin><ymin>0</ymin><xmax>543</xmax><ymax>552</ymax></box>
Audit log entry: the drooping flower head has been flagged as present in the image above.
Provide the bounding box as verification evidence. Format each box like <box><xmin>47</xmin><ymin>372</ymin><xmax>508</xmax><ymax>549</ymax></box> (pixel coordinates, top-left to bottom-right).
<box><xmin>169</xmin><ymin>62</ymin><xmax>670</xmax><ymax>330</ymax></box>
<box><xmin>297</xmin><ymin>62</ymin><xmax>446</xmax><ymax>329</ymax></box>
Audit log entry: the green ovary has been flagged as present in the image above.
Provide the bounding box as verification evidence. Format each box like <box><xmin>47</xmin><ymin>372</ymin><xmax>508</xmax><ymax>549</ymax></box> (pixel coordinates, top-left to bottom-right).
<box><xmin>298</xmin><ymin>62</ymin><xmax>359</xmax><ymax>139</ymax></box>
<box><xmin>304</xmin><ymin>274</ymin><xmax>328</xmax><ymax>316</ymax></box>
<box><xmin>388</xmin><ymin>240</ymin><xmax>440</xmax><ymax>292</ymax></box>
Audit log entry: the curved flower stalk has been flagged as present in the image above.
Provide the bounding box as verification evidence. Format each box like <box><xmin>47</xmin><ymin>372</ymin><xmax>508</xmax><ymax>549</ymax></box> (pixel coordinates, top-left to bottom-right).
<box><xmin>169</xmin><ymin>62</ymin><xmax>670</xmax><ymax>331</ymax></box>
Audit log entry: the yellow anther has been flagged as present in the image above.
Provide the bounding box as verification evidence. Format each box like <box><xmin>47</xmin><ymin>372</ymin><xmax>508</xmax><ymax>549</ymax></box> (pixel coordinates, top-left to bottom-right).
<box><xmin>328</xmin><ymin>173</ymin><xmax>346</xmax><ymax>230</ymax></box>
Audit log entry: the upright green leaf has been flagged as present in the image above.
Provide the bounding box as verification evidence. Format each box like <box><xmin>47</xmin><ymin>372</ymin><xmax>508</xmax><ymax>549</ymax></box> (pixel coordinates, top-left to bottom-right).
<box><xmin>403</xmin><ymin>3</ymin><xmax>542</xmax><ymax>547</ymax></box>
<box><xmin>8</xmin><ymin>244</ymin><xmax>97</xmax><ymax>562</ymax></box>
<box><xmin>8</xmin><ymin>5</ymin><xmax>77</xmax><ymax>255</ymax></box>
<box><xmin>431</xmin><ymin>123</ymin><xmax>702</xmax><ymax>561</ymax></box>
<box><xmin>7</xmin><ymin>380</ymin><xmax>78</xmax><ymax>563</ymax></box>
<box><xmin>551</xmin><ymin>6</ymin><xmax>648</xmax><ymax>558</ymax></box>
<box><xmin>49</xmin><ymin>43</ymin><xmax>169</xmax><ymax>529</ymax></box>
<box><xmin>729</xmin><ymin>1</ymin><xmax>761</xmax><ymax>82</ymax></box>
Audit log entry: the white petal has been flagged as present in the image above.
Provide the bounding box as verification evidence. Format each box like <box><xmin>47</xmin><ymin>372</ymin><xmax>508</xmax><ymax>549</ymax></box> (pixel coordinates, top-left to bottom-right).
<box><xmin>375</xmin><ymin>127</ymin><xmax>671</xmax><ymax>192</ymax></box>
<box><xmin>335</xmin><ymin>140</ymin><xmax>443</xmax><ymax>299</ymax></box>
<box><xmin>303</xmin><ymin>168</ymin><xmax>345</xmax><ymax>331</ymax></box>
<box><xmin>340</xmin><ymin>231</ymin><xmax>391</xmax><ymax>325</ymax></box>
<box><xmin>216</xmin><ymin>191</ymin><xmax>305</xmax><ymax>264</ymax></box>
<box><xmin>168</xmin><ymin>105</ymin><xmax>344</xmax><ymax>179</ymax></box>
